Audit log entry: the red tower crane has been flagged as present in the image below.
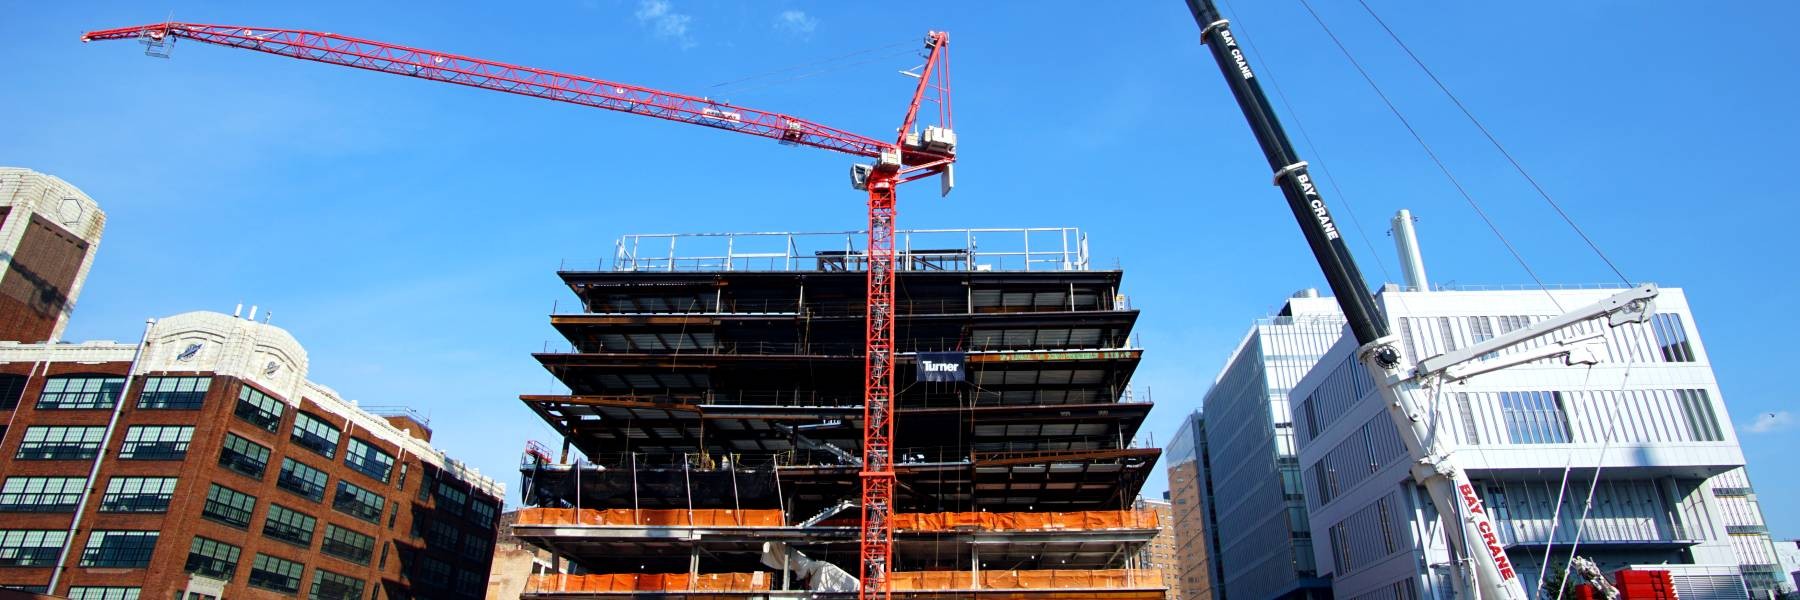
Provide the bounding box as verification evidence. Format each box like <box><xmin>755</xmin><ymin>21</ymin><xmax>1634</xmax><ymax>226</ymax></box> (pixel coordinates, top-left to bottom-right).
<box><xmin>82</xmin><ymin>22</ymin><xmax>956</xmax><ymax>599</ymax></box>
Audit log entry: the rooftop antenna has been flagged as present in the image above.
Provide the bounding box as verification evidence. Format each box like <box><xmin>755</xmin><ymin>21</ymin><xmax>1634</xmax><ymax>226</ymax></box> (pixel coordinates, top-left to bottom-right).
<box><xmin>233</xmin><ymin>303</ymin><xmax>243</xmax><ymax>318</ymax></box>
<box><xmin>247</xmin><ymin>305</ymin><xmax>258</xmax><ymax>322</ymax></box>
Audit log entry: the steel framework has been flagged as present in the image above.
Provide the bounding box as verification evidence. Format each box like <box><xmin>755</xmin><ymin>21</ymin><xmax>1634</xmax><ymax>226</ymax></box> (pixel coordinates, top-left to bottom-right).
<box><xmin>84</xmin><ymin>22</ymin><xmax>955</xmax><ymax>600</ymax></box>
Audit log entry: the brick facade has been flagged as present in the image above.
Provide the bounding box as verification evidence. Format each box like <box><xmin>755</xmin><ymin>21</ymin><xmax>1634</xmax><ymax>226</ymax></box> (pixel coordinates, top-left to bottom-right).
<box><xmin>0</xmin><ymin>325</ymin><xmax>502</xmax><ymax>599</ymax></box>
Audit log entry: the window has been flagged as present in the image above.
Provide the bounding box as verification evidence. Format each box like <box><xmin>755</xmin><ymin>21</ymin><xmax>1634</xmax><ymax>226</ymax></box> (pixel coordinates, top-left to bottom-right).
<box><xmin>118</xmin><ymin>425</ymin><xmax>193</xmax><ymax>460</ymax></box>
<box><xmin>1678</xmin><ymin>389</ymin><xmax>1724</xmax><ymax>442</ymax></box>
<box><xmin>0</xmin><ymin>374</ymin><xmax>26</xmax><ymax>410</ymax></box>
<box><xmin>0</xmin><ymin>477</ymin><xmax>85</xmax><ymax>512</ymax></box>
<box><xmin>291</xmin><ymin>412</ymin><xmax>341</xmax><ymax>458</ymax></box>
<box><xmin>1438</xmin><ymin>317</ymin><xmax>1460</xmax><ymax>352</ymax></box>
<box><xmin>184</xmin><ymin>536</ymin><xmax>241</xmax><ymax>580</ymax></box>
<box><xmin>413</xmin><ymin>556</ymin><xmax>451</xmax><ymax>585</ymax></box>
<box><xmin>309</xmin><ymin>569</ymin><xmax>365</xmax><ymax>600</ymax></box>
<box><xmin>100</xmin><ymin>477</ymin><xmax>178</xmax><ymax>513</ymax></box>
<box><xmin>16</xmin><ymin>425</ymin><xmax>105</xmax><ymax>460</ymax></box>
<box><xmin>80</xmin><ymin>530</ymin><xmax>158</xmax><ymax>568</ymax></box>
<box><xmin>425</xmin><ymin>520</ymin><xmax>458</xmax><ymax>550</ymax></box>
<box><xmin>235</xmin><ymin>386</ymin><xmax>285</xmax><ymax>432</ymax></box>
<box><xmin>278</xmin><ymin>458</ymin><xmax>329</xmax><ymax>501</ymax></box>
<box><xmin>219</xmin><ymin>433</ymin><xmax>272</xmax><ymax>478</ymax></box>
<box><xmin>417</xmin><ymin>472</ymin><xmax>435</xmax><ymax>501</ymax></box>
<box><xmin>455</xmin><ymin>571</ymin><xmax>483</xmax><ymax>597</ymax></box>
<box><xmin>344</xmin><ymin>439</ymin><xmax>394</xmax><ymax>482</ymax></box>
<box><xmin>469</xmin><ymin>498</ymin><xmax>498</xmax><ymax>529</ymax></box>
<box><xmin>36</xmin><ymin>376</ymin><xmax>125</xmax><ymax>409</ymax></box>
<box><xmin>66</xmin><ymin>588</ymin><xmax>141</xmax><ymax>600</ymax></box>
<box><xmin>461</xmin><ymin>534</ymin><xmax>490</xmax><ymax>561</ymax></box>
<box><xmin>1456</xmin><ymin>393</ymin><xmax>1482</xmax><ymax>445</ymax></box>
<box><xmin>1652</xmin><ymin>313</ymin><xmax>1696</xmax><ymax>362</ymax></box>
<box><xmin>202</xmin><ymin>484</ymin><xmax>257</xmax><ymax>529</ymax></box>
<box><xmin>137</xmin><ymin>376</ymin><xmax>211</xmax><ymax>409</ymax></box>
<box><xmin>263</xmin><ymin>504</ymin><xmax>317</xmax><ymax>547</ymax></box>
<box><xmin>1469</xmin><ymin>316</ymin><xmax>1498</xmax><ymax>359</ymax></box>
<box><xmin>320</xmin><ymin>525</ymin><xmax>374</xmax><ymax>565</ymax></box>
<box><xmin>435</xmin><ymin>483</ymin><xmax>467</xmax><ymax>517</ymax></box>
<box><xmin>0</xmin><ymin>530</ymin><xmax>67</xmax><ymax>566</ymax></box>
<box><xmin>1499</xmin><ymin>391</ymin><xmax>1573</xmax><ymax>444</ymax></box>
<box><xmin>333</xmin><ymin>481</ymin><xmax>385</xmax><ymax>523</ymax></box>
<box><xmin>250</xmin><ymin>554</ymin><xmax>305</xmax><ymax>594</ymax></box>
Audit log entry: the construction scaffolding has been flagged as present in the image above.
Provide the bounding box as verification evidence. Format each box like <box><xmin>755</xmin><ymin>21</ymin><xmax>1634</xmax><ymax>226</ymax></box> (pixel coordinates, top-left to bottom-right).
<box><xmin>515</xmin><ymin>228</ymin><xmax>1161</xmax><ymax>598</ymax></box>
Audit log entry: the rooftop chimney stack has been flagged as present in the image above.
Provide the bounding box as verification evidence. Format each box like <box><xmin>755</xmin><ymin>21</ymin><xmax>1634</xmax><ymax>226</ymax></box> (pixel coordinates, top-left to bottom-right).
<box><xmin>1392</xmin><ymin>209</ymin><xmax>1430</xmax><ymax>292</ymax></box>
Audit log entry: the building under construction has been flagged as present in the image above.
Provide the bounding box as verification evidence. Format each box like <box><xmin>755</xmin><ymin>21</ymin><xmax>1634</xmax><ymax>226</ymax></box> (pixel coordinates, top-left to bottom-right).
<box><xmin>511</xmin><ymin>228</ymin><xmax>1165</xmax><ymax>598</ymax></box>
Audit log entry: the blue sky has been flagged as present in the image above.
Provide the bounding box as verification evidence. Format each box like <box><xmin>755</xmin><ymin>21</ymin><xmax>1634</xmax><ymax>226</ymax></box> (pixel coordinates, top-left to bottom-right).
<box><xmin>5</xmin><ymin>1</ymin><xmax>1796</xmax><ymax>537</ymax></box>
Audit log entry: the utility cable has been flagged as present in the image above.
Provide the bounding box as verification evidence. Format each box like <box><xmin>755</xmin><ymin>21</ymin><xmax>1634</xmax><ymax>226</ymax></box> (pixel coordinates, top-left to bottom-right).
<box><xmin>1553</xmin><ymin>361</ymin><xmax>1635</xmax><ymax>600</ymax></box>
<box><xmin>1295</xmin><ymin>0</ymin><xmax>1564</xmax><ymax>311</ymax></box>
<box><xmin>1533</xmin><ymin>364</ymin><xmax>1599</xmax><ymax>599</ymax></box>
<box><xmin>1352</xmin><ymin>0</ymin><xmax>1631</xmax><ymax>286</ymax></box>
<box><xmin>717</xmin><ymin>49</ymin><xmax>919</xmax><ymax>98</ymax></box>
<box><xmin>708</xmin><ymin>40</ymin><xmax>912</xmax><ymax>90</ymax></box>
<box><xmin>1220</xmin><ymin>0</ymin><xmax>1422</xmax><ymax>324</ymax></box>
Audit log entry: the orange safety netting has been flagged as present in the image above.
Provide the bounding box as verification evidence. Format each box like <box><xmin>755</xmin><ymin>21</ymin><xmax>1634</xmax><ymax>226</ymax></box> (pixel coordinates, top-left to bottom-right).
<box><xmin>888</xmin><ymin>569</ymin><xmax>1163</xmax><ymax>591</ymax></box>
<box><xmin>891</xmin><ymin>510</ymin><xmax>1157</xmax><ymax>532</ymax></box>
<box><xmin>516</xmin><ymin>507</ymin><xmax>785</xmax><ymax>527</ymax></box>
<box><xmin>528</xmin><ymin>572</ymin><xmax>771</xmax><ymax>592</ymax></box>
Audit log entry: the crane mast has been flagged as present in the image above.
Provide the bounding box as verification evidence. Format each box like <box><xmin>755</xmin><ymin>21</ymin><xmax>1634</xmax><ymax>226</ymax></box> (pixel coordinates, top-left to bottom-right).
<box><xmin>1180</xmin><ymin>1</ymin><xmax>1656</xmax><ymax>598</ymax></box>
<box><xmin>84</xmin><ymin>22</ymin><xmax>955</xmax><ymax>600</ymax></box>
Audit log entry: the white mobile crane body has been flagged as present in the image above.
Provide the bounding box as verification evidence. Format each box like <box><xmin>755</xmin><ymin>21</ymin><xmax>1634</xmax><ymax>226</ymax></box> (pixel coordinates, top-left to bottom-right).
<box><xmin>1179</xmin><ymin>2</ymin><xmax>1657</xmax><ymax>598</ymax></box>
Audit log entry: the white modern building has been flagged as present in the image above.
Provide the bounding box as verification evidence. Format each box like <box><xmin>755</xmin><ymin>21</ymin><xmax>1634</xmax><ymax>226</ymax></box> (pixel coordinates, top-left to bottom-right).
<box><xmin>1185</xmin><ymin>291</ymin><xmax>1345</xmax><ymax>600</ymax></box>
<box><xmin>1289</xmin><ymin>284</ymin><xmax>1782</xmax><ymax>600</ymax></box>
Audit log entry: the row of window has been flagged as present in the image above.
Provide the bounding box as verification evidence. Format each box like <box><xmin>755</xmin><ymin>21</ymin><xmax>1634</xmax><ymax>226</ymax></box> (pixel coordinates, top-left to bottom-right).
<box><xmin>0</xmin><ymin>529</ymin><xmax>369</xmax><ymax>598</ymax></box>
<box><xmin>11</xmin><ymin>406</ymin><xmax>396</xmax><ymax>485</ymax></box>
<box><xmin>10</xmin><ymin>425</ymin><xmax>194</xmax><ymax>461</ymax></box>
<box><xmin>6</xmin><ymin>432</ymin><xmax>491</xmax><ymax>534</ymax></box>
<box><xmin>2</xmin><ymin>379</ymin><xmax>398</xmax><ymax>484</ymax></box>
<box><xmin>231</xmin><ymin>387</ymin><xmax>399</xmax><ymax>486</ymax></box>
<box><xmin>0</xmin><ymin>375</ymin><xmax>211</xmax><ymax>412</ymax></box>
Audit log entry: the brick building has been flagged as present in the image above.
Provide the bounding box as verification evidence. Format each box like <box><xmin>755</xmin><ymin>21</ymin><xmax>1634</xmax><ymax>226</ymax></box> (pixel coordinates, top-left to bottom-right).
<box><xmin>0</xmin><ymin>310</ymin><xmax>505</xmax><ymax>599</ymax></box>
<box><xmin>0</xmin><ymin>168</ymin><xmax>105</xmax><ymax>344</ymax></box>
<box><xmin>1137</xmin><ymin>497</ymin><xmax>1180</xmax><ymax>599</ymax></box>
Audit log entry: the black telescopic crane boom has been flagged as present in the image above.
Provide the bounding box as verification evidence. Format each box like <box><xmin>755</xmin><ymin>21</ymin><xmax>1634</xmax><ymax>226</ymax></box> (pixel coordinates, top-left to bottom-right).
<box><xmin>1183</xmin><ymin>0</ymin><xmax>1388</xmax><ymax>346</ymax></box>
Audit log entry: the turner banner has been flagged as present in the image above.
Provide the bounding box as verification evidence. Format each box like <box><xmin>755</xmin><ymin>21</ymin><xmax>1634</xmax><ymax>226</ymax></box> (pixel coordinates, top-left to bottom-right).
<box><xmin>916</xmin><ymin>352</ymin><xmax>966</xmax><ymax>383</ymax></box>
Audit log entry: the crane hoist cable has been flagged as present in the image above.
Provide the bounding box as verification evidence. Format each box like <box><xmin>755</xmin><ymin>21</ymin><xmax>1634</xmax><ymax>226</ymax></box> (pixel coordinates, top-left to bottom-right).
<box><xmin>1352</xmin><ymin>0</ymin><xmax>1631</xmax><ymax>286</ymax></box>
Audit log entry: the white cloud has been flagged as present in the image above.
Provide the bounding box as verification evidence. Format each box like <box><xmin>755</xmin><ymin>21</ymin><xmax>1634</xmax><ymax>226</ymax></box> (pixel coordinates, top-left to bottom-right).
<box><xmin>1745</xmin><ymin>410</ymin><xmax>1795</xmax><ymax>434</ymax></box>
<box><xmin>775</xmin><ymin>9</ymin><xmax>818</xmax><ymax>37</ymax></box>
<box><xmin>635</xmin><ymin>0</ymin><xmax>696</xmax><ymax>49</ymax></box>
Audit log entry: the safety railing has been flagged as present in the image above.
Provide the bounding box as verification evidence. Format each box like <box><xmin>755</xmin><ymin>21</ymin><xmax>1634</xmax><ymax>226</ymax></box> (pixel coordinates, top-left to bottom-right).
<box><xmin>516</xmin><ymin>507</ymin><xmax>784</xmax><ymax>527</ymax></box>
<box><xmin>895</xmin><ymin>510</ymin><xmax>1158</xmax><ymax>532</ymax></box>
<box><xmin>890</xmin><ymin>569</ymin><xmax>1164</xmax><ymax>591</ymax></box>
<box><xmin>527</xmin><ymin>573</ymin><xmax>772</xmax><ymax>594</ymax></box>
<box><xmin>602</xmin><ymin>228</ymin><xmax>1091</xmax><ymax>273</ymax></box>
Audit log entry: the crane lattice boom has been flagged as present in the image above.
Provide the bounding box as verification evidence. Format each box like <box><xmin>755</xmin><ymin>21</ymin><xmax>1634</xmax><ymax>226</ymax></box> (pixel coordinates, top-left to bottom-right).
<box><xmin>80</xmin><ymin>23</ymin><xmax>941</xmax><ymax>162</ymax></box>
<box><xmin>86</xmin><ymin>21</ymin><xmax>955</xmax><ymax>600</ymax></box>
